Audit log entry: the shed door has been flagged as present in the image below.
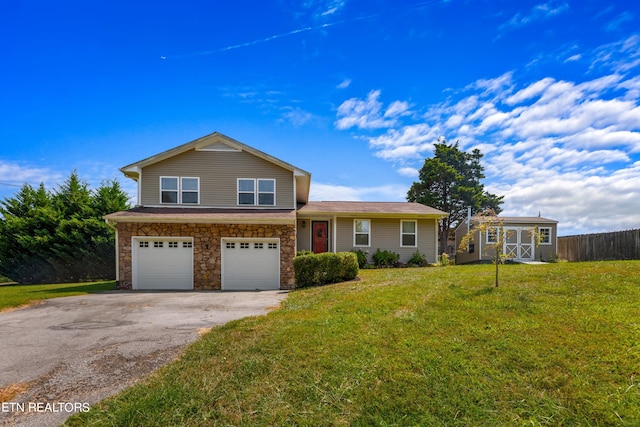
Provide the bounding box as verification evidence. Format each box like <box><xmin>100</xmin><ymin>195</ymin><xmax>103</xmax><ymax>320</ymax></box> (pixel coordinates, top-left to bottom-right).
<box><xmin>133</xmin><ymin>238</ymin><xmax>193</xmax><ymax>290</ymax></box>
<box><xmin>222</xmin><ymin>239</ymin><xmax>280</xmax><ymax>290</ymax></box>
<box><xmin>504</xmin><ymin>228</ymin><xmax>534</xmax><ymax>261</ymax></box>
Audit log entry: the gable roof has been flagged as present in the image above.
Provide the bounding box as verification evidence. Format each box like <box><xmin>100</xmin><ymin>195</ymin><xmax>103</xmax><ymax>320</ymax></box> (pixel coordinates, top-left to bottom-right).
<box><xmin>120</xmin><ymin>132</ymin><xmax>312</xmax><ymax>204</ymax></box>
<box><xmin>298</xmin><ymin>201</ymin><xmax>448</xmax><ymax>218</ymax></box>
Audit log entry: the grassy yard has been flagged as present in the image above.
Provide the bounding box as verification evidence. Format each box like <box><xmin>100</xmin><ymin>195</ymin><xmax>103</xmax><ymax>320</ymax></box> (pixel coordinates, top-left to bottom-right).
<box><xmin>0</xmin><ymin>281</ymin><xmax>116</xmax><ymax>310</ymax></box>
<box><xmin>67</xmin><ymin>262</ymin><xmax>639</xmax><ymax>426</ymax></box>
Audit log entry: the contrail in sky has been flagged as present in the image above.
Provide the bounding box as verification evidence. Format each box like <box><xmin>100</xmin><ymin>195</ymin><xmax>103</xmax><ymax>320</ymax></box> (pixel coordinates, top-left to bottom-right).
<box><xmin>161</xmin><ymin>0</ymin><xmax>444</xmax><ymax>60</ymax></box>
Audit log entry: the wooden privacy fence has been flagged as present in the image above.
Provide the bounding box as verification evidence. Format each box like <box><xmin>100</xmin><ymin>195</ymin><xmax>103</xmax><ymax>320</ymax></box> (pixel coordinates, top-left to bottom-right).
<box><xmin>558</xmin><ymin>229</ymin><xmax>640</xmax><ymax>262</ymax></box>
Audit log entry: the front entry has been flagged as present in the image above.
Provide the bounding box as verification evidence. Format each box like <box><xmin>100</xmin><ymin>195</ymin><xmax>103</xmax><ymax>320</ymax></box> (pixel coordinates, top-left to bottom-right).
<box><xmin>312</xmin><ymin>221</ymin><xmax>329</xmax><ymax>253</ymax></box>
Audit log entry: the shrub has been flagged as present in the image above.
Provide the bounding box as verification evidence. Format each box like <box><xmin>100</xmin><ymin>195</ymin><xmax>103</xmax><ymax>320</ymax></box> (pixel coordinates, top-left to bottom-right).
<box><xmin>407</xmin><ymin>250</ymin><xmax>427</xmax><ymax>266</ymax></box>
<box><xmin>372</xmin><ymin>249</ymin><xmax>400</xmax><ymax>267</ymax></box>
<box><xmin>294</xmin><ymin>252</ymin><xmax>359</xmax><ymax>288</ymax></box>
<box><xmin>439</xmin><ymin>252</ymin><xmax>450</xmax><ymax>266</ymax></box>
<box><xmin>351</xmin><ymin>249</ymin><xmax>368</xmax><ymax>268</ymax></box>
<box><xmin>296</xmin><ymin>250</ymin><xmax>314</xmax><ymax>257</ymax></box>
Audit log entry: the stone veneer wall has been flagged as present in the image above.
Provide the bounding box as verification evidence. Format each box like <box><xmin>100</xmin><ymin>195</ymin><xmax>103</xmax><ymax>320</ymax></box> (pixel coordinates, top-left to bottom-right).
<box><xmin>116</xmin><ymin>222</ymin><xmax>296</xmax><ymax>290</ymax></box>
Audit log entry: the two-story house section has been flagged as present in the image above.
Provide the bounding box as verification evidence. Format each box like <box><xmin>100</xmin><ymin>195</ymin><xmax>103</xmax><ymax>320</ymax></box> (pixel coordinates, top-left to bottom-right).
<box><xmin>105</xmin><ymin>132</ymin><xmax>448</xmax><ymax>291</ymax></box>
<box><xmin>105</xmin><ymin>133</ymin><xmax>310</xmax><ymax>291</ymax></box>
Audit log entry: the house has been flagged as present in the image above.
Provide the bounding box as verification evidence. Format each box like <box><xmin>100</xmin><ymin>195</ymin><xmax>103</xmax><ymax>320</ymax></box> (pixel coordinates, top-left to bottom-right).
<box><xmin>454</xmin><ymin>215</ymin><xmax>559</xmax><ymax>264</ymax></box>
<box><xmin>104</xmin><ymin>132</ymin><xmax>448</xmax><ymax>291</ymax></box>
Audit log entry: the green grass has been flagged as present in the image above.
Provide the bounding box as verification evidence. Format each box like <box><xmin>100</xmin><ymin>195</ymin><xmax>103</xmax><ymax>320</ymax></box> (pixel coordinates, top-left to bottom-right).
<box><xmin>67</xmin><ymin>262</ymin><xmax>640</xmax><ymax>426</ymax></box>
<box><xmin>0</xmin><ymin>281</ymin><xmax>116</xmax><ymax>310</ymax></box>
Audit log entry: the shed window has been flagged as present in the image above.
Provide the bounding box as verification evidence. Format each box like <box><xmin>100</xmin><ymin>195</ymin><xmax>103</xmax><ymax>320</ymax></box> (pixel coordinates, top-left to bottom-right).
<box><xmin>539</xmin><ymin>227</ymin><xmax>552</xmax><ymax>245</ymax></box>
<box><xmin>486</xmin><ymin>227</ymin><xmax>499</xmax><ymax>244</ymax></box>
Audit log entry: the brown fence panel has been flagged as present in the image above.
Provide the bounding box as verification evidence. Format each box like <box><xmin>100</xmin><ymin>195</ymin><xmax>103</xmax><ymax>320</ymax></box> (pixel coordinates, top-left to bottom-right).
<box><xmin>558</xmin><ymin>229</ymin><xmax>640</xmax><ymax>262</ymax></box>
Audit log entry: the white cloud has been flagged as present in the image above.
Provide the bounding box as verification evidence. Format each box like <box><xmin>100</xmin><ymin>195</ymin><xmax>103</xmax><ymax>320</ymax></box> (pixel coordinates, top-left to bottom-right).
<box><xmin>397</xmin><ymin>167</ymin><xmax>419</xmax><ymax>178</ymax></box>
<box><xmin>337</xmin><ymin>78</ymin><xmax>351</xmax><ymax>89</ymax></box>
<box><xmin>499</xmin><ymin>1</ymin><xmax>569</xmax><ymax>33</ymax></box>
<box><xmin>565</xmin><ymin>53</ymin><xmax>581</xmax><ymax>62</ymax></box>
<box><xmin>0</xmin><ymin>160</ymin><xmax>63</xmax><ymax>190</ymax></box>
<box><xmin>334</xmin><ymin>37</ymin><xmax>640</xmax><ymax>234</ymax></box>
<box><xmin>309</xmin><ymin>182</ymin><xmax>407</xmax><ymax>201</ymax></box>
<box><xmin>335</xmin><ymin>90</ymin><xmax>401</xmax><ymax>130</ymax></box>
<box><xmin>279</xmin><ymin>107</ymin><xmax>317</xmax><ymax>127</ymax></box>
<box><xmin>384</xmin><ymin>100</ymin><xmax>411</xmax><ymax>118</ymax></box>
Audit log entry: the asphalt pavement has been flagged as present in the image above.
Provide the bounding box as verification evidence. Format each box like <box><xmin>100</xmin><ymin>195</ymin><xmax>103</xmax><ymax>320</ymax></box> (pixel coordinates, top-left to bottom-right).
<box><xmin>0</xmin><ymin>290</ymin><xmax>288</xmax><ymax>427</ymax></box>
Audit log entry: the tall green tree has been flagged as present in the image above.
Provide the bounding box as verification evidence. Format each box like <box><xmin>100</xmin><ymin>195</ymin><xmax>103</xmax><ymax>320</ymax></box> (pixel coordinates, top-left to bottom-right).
<box><xmin>407</xmin><ymin>139</ymin><xmax>503</xmax><ymax>255</ymax></box>
<box><xmin>0</xmin><ymin>173</ymin><xmax>130</xmax><ymax>283</ymax></box>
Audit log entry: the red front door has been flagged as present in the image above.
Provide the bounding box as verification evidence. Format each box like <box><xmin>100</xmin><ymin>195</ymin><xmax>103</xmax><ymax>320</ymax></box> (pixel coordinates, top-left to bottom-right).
<box><xmin>312</xmin><ymin>221</ymin><xmax>329</xmax><ymax>253</ymax></box>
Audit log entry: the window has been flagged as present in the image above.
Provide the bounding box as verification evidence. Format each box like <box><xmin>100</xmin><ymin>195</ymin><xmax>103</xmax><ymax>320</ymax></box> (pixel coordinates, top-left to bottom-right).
<box><xmin>238</xmin><ymin>179</ymin><xmax>255</xmax><ymax>205</ymax></box>
<box><xmin>539</xmin><ymin>227</ymin><xmax>552</xmax><ymax>245</ymax></box>
<box><xmin>226</xmin><ymin>242</ymin><xmax>236</xmax><ymax>249</ymax></box>
<box><xmin>160</xmin><ymin>176</ymin><xmax>199</xmax><ymax>204</ymax></box>
<box><xmin>354</xmin><ymin>219</ymin><xmax>371</xmax><ymax>247</ymax></box>
<box><xmin>161</xmin><ymin>177</ymin><xmax>178</xmax><ymax>204</ymax></box>
<box><xmin>154</xmin><ymin>241</ymin><xmax>164</xmax><ymax>248</ymax></box>
<box><xmin>240</xmin><ymin>242</ymin><xmax>250</xmax><ymax>249</ymax></box>
<box><xmin>139</xmin><ymin>241</ymin><xmax>149</xmax><ymax>248</ymax></box>
<box><xmin>181</xmin><ymin>177</ymin><xmax>199</xmax><ymax>204</ymax></box>
<box><xmin>254</xmin><ymin>243</ymin><xmax>264</xmax><ymax>249</ymax></box>
<box><xmin>268</xmin><ymin>243</ymin><xmax>278</xmax><ymax>249</ymax></box>
<box><xmin>258</xmin><ymin>179</ymin><xmax>275</xmax><ymax>206</ymax></box>
<box><xmin>168</xmin><ymin>241</ymin><xmax>178</xmax><ymax>248</ymax></box>
<box><xmin>183</xmin><ymin>241</ymin><xmax>192</xmax><ymax>248</ymax></box>
<box><xmin>237</xmin><ymin>179</ymin><xmax>276</xmax><ymax>206</ymax></box>
<box><xmin>486</xmin><ymin>227</ymin><xmax>499</xmax><ymax>244</ymax></box>
<box><xmin>401</xmin><ymin>220</ymin><xmax>417</xmax><ymax>247</ymax></box>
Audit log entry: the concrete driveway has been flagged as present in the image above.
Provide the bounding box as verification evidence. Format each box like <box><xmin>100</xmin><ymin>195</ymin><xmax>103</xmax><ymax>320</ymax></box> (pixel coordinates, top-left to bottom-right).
<box><xmin>0</xmin><ymin>290</ymin><xmax>288</xmax><ymax>427</ymax></box>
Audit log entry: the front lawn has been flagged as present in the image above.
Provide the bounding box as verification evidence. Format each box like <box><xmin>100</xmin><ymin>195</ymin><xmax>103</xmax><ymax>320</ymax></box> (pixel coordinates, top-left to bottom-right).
<box><xmin>67</xmin><ymin>262</ymin><xmax>640</xmax><ymax>426</ymax></box>
<box><xmin>0</xmin><ymin>281</ymin><xmax>116</xmax><ymax>310</ymax></box>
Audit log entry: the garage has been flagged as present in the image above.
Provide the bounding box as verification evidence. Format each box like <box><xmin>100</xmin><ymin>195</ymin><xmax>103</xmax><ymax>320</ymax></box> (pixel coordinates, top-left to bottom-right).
<box><xmin>132</xmin><ymin>237</ymin><xmax>194</xmax><ymax>290</ymax></box>
<box><xmin>222</xmin><ymin>238</ymin><xmax>280</xmax><ymax>290</ymax></box>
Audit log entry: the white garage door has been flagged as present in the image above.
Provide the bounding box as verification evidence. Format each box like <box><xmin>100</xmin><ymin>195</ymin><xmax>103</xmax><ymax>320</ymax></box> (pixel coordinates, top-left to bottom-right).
<box><xmin>222</xmin><ymin>239</ymin><xmax>280</xmax><ymax>290</ymax></box>
<box><xmin>133</xmin><ymin>237</ymin><xmax>193</xmax><ymax>290</ymax></box>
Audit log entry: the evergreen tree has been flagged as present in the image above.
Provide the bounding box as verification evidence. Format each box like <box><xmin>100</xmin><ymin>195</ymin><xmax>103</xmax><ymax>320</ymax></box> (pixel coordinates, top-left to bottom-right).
<box><xmin>407</xmin><ymin>139</ymin><xmax>503</xmax><ymax>255</ymax></box>
<box><xmin>0</xmin><ymin>173</ymin><xmax>130</xmax><ymax>283</ymax></box>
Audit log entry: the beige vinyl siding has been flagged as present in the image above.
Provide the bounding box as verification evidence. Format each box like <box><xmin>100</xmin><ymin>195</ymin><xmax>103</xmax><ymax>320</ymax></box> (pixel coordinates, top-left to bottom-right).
<box><xmin>140</xmin><ymin>149</ymin><xmax>294</xmax><ymax>208</ymax></box>
<box><xmin>454</xmin><ymin>228</ymin><xmax>482</xmax><ymax>264</ymax></box>
<box><xmin>296</xmin><ymin>219</ymin><xmax>312</xmax><ymax>252</ymax></box>
<box><xmin>335</xmin><ymin>217</ymin><xmax>438</xmax><ymax>263</ymax></box>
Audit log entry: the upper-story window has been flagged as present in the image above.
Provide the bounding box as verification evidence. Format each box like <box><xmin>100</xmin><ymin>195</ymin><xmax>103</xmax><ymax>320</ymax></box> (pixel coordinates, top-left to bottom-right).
<box><xmin>238</xmin><ymin>179</ymin><xmax>276</xmax><ymax>206</ymax></box>
<box><xmin>161</xmin><ymin>176</ymin><xmax>199</xmax><ymax>204</ymax></box>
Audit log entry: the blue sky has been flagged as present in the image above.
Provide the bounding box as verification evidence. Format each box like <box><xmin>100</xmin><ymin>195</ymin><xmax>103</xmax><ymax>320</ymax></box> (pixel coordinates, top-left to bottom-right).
<box><xmin>1</xmin><ymin>0</ymin><xmax>639</xmax><ymax>236</ymax></box>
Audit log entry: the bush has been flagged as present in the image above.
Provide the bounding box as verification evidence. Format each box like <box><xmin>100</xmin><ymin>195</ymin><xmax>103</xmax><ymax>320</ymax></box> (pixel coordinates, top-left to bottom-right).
<box><xmin>294</xmin><ymin>252</ymin><xmax>359</xmax><ymax>288</ymax></box>
<box><xmin>439</xmin><ymin>252</ymin><xmax>450</xmax><ymax>266</ymax></box>
<box><xmin>351</xmin><ymin>249</ymin><xmax>368</xmax><ymax>268</ymax></box>
<box><xmin>296</xmin><ymin>250</ymin><xmax>314</xmax><ymax>257</ymax></box>
<box><xmin>407</xmin><ymin>250</ymin><xmax>427</xmax><ymax>266</ymax></box>
<box><xmin>372</xmin><ymin>249</ymin><xmax>400</xmax><ymax>267</ymax></box>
